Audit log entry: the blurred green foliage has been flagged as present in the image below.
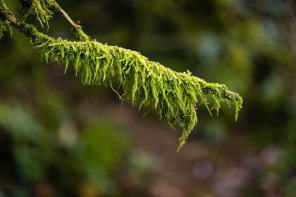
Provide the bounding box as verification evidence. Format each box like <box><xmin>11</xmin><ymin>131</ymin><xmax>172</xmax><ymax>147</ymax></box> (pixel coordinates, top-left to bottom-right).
<box><xmin>1</xmin><ymin>0</ymin><xmax>296</xmax><ymax>196</ymax></box>
<box><xmin>0</xmin><ymin>102</ymin><xmax>130</xmax><ymax>196</ymax></box>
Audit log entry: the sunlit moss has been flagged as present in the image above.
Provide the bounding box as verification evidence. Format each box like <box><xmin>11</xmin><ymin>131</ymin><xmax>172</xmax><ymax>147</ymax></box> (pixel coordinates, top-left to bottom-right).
<box><xmin>35</xmin><ymin>38</ymin><xmax>243</xmax><ymax>151</ymax></box>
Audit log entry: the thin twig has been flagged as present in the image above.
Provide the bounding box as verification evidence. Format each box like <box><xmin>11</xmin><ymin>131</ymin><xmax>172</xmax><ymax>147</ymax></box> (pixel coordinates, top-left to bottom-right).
<box><xmin>34</xmin><ymin>8</ymin><xmax>44</xmax><ymax>27</ymax></box>
<box><xmin>57</xmin><ymin>5</ymin><xmax>81</xmax><ymax>29</ymax></box>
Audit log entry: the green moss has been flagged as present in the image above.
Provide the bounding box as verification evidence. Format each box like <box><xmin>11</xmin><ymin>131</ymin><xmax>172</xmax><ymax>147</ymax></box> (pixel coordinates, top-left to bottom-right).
<box><xmin>35</xmin><ymin>38</ymin><xmax>243</xmax><ymax>151</ymax></box>
<box><xmin>19</xmin><ymin>0</ymin><xmax>57</xmax><ymax>26</ymax></box>
<box><xmin>0</xmin><ymin>20</ymin><xmax>12</xmax><ymax>38</ymax></box>
<box><xmin>71</xmin><ymin>27</ymin><xmax>91</xmax><ymax>42</ymax></box>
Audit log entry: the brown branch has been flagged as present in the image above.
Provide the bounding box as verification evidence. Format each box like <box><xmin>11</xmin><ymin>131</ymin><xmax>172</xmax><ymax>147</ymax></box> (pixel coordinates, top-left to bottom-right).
<box><xmin>34</xmin><ymin>8</ymin><xmax>44</xmax><ymax>27</ymax></box>
<box><xmin>0</xmin><ymin>2</ymin><xmax>51</xmax><ymax>44</ymax></box>
<box><xmin>0</xmin><ymin>3</ymin><xmax>24</xmax><ymax>32</ymax></box>
<box><xmin>56</xmin><ymin>4</ymin><xmax>81</xmax><ymax>29</ymax></box>
<box><xmin>53</xmin><ymin>2</ymin><xmax>89</xmax><ymax>41</ymax></box>
<box><xmin>1</xmin><ymin>1</ymin><xmax>89</xmax><ymax>42</ymax></box>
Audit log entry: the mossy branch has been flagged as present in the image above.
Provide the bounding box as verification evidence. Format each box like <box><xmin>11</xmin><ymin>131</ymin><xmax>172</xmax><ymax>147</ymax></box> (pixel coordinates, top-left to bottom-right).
<box><xmin>17</xmin><ymin>0</ymin><xmax>89</xmax><ymax>41</ymax></box>
<box><xmin>0</xmin><ymin>0</ymin><xmax>243</xmax><ymax>151</ymax></box>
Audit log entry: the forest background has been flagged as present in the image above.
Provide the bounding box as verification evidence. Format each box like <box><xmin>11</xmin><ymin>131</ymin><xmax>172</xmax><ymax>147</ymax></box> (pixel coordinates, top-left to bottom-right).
<box><xmin>0</xmin><ymin>0</ymin><xmax>296</xmax><ymax>197</ymax></box>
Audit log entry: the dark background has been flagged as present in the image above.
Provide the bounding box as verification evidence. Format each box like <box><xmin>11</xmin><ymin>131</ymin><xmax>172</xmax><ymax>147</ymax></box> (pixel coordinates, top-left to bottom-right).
<box><xmin>0</xmin><ymin>0</ymin><xmax>296</xmax><ymax>196</ymax></box>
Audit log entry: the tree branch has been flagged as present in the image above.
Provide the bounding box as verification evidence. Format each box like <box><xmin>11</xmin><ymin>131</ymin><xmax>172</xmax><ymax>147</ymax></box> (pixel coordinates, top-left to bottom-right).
<box><xmin>0</xmin><ymin>2</ymin><xmax>51</xmax><ymax>44</ymax></box>
<box><xmin>16</xmin><ymin>0</ymin><xmax>89</xmax><ymax>41</ymax></box>
<box><xmin>0</xmin><ymin>0</ymin><xmax>243</xmax><ymax>151</ymax></box>
<box><xmin>53</xmin><ymin>2</ymin><xmax>90</xmax><ymax>41</ymax></box>
<box><xmin>57</xmin><ymin>5</ymin><xmax>81</xmax><ymax>29</ymax></box>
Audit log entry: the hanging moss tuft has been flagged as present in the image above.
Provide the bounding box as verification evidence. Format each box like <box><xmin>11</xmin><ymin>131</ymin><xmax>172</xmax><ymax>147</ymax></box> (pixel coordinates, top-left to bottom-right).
<box><xmin>35</xmin><ymin>38</ymin><xmax>243</xmax><ymax>151</ymax></box>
